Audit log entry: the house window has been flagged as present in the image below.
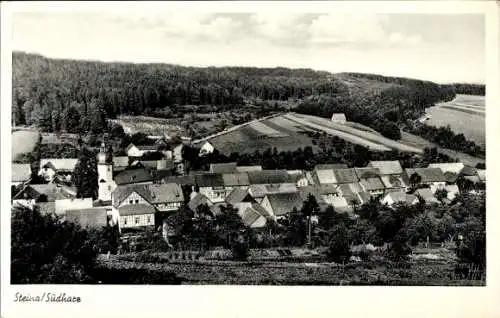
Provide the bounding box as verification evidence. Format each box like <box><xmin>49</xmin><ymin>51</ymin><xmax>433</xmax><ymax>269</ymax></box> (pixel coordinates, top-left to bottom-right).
<box><xmin>135</xmin><ymin>217</ymin><xmax>140</xmax><ymax>225</ymax></box>
<box><xmin>147</xmin><ymin>216</ymin><xmax>151</xmax><ymax>223</ymax></box>
<box><xmin>135</xmin><ymin>199</ymin><xmax>139</xmax><ymax>204</ymax></box>
<box><xmin>124</xmin><ymin>218</ymin><xmax>127</xmax><ymax>225</ymax></box>
<box><xmin>129</xmin><ymin>200</ymin><xmax>133</xmax><ymax>204</ymax></box>
<box><xmin>108</xmin><ymin>185</ymin><xmax>111</xmax><ymax>191</ymax></box>
<box><xmin>107</xmin><ymin>166</ymin><xmax>111</xmax><ymax>171</ymax></box>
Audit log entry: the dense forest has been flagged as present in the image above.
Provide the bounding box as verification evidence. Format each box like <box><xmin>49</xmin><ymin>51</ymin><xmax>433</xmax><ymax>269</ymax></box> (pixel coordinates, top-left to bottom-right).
<box><xmin>448</xmin><ymin>83</ymin><xmax>485</xmax><ymax>96</ymax></box>
<box><xmin>12</xmin><ymin>52</ymin><xmax>484</xmax><ymax>144</ymax></box>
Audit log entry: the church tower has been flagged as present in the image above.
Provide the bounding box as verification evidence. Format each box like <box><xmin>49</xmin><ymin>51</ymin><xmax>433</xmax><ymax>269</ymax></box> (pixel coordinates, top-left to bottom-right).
<box><xmin>97</xmin><ymin>142</ymin><xmax>115</xmax><ymax>202</ymax></box>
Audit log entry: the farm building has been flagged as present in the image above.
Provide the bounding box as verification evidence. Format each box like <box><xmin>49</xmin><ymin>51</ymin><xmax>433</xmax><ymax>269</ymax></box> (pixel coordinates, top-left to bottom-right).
<box><xmin>260</xmin><ymin>192</ymin><xmax>304</xmax><ymax>219</ymax></box>
<box><xmin>405</xmin><ymin>168</ymin><xmax>447</xmax><ymax>193</ymax></box>
<box><xmin>114</xmin><ymin>168</ymin><xmax>155</xmax><ymax>186</ymax></box>
<box><xmin>331</xmin><ymin>113</ymin><xmax>347</xmax><ymax>124</ymax></box>
<box><xmin>247</xmin><ymin>170</ymin><xmax>292</xmax><ymax>185</ymax></box>
<box><xmin>236</xmin><ymin>166</ymin><xmax>263</xmax><ymax>172</ymax></box>
<box><xmin>188</xmin><ymin>193</ymin><xmax>213</xmax><ymax>214</ymax></box>
<box><xmin>414</xmin><ymin>188</ymin><xmax>440</xmax><ymax>205</ymax></box>
<box><xmin>240</xmin><ymin>204</ymin><xmax>270</xmax><ymax>228</ymax></box>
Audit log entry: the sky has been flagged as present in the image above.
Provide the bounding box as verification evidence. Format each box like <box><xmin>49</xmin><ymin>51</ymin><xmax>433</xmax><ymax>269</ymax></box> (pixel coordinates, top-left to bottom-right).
<box><xmin>11</xmin><ymin>10</ymin><xmax>485</xmax><ymax>84</ymax></box>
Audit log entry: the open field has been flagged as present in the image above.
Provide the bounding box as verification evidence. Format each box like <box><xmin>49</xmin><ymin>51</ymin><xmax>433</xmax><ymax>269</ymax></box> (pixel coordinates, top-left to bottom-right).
<box><xmin>11</xmin><ymin>130</ymin><xmax>40</xmax><ymax>161</ymax></box>
<box><xmin>288</xmin><ymin>113</ymin><xmax>423</xmax><ymax>153</ymax></box>
<box><xmin>400</xmin><ymin>132</ymin><xmax>485</xmax><ymax>166</ymax></box>
<box><xmin>111</xmin><ymin>116</ymin><xmax>188</xmax><ymax>137</ymax></box>
<box><xmin>425</xmin><ymin>95</ymin><xmax>485</xmax><ymax>147</ymax></box>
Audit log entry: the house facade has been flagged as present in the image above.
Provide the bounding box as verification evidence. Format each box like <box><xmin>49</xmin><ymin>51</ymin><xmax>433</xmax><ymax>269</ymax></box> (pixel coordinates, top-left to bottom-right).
<box><xmin>194</xmin><ymin>173</ymin><xmax>226</xmax><ymax>203</ymax></box>
<box><xmin>38</xmin><ymin>159</ymin><xmax>78</xmax><ymax>182</ymax></box>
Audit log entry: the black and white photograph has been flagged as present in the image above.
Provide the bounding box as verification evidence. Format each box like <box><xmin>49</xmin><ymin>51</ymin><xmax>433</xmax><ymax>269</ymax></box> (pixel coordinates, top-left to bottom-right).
<box><xmin>1</xmin><ymin>2</ymin><xmax>499</xmax><ymax>316</ymax></box>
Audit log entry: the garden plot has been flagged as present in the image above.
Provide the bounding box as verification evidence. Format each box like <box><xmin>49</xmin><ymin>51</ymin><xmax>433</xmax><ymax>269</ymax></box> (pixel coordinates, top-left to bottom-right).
<box><xmin>248</xmin><ymin>121</ymin><xmax>289</xmax><ymax>137</ymax></box>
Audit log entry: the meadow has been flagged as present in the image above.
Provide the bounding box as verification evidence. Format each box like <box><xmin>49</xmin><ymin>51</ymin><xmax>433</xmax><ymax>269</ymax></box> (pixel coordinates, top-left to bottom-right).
<box><xmin>425</xmin><ymin>94</ymin><xmax>485</xmax><ymax>147</ymax></box>
<box><xmin>11</xmin><ymin>130</ymin><xmax>40</xmax><ymax>161</ymax></box>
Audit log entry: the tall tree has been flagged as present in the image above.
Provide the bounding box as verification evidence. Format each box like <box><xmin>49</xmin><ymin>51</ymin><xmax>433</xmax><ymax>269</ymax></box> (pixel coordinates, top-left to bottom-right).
<box><xmin>73</xmin><ymin>147</ymin><xmax>98</xmax><ymax>199</ymax></box>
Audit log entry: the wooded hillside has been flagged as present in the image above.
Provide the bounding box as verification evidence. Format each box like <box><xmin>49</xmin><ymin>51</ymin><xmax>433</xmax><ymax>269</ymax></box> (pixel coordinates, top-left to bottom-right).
<box><xmin>12</xmin><ymin>51</ymin><xmax>481</xmax><ymax>138</ymax></box>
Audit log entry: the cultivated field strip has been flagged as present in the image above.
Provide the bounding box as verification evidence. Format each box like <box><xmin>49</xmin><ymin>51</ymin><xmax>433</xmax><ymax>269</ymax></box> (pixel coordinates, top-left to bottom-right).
<box><xmin>268</xmin><ymin>116</ymin><xmax>311</xmax><ymax>132</ymax></box>
<box><xmin>288</xmin><ymin>113</ymin><xmax>423</xmax><ymax>154</ymax></box>
<box><xmin>440</xmin><ymin>105</ymin><xmax>485</xmax><ymax>116</ymax></box>
<box><xmin>248</xmin><ymin>121</ymin><xmax>289</xmax><ymax>137</ymax></box>
<box><xmin>282</xmin><ymin>114</ymin><xmax>392</xmax><ymax>151</ymax></box>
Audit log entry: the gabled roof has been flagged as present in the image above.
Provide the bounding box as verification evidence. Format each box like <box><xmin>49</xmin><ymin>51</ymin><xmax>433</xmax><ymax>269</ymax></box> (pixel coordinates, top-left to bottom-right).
<box><xmin>65</xmin><ymin>207</ymin><xmax>108</xmax><ymax>229</ymax></box>
<box><xmin>236</xmin><ymin>166</ymin><xmax>263</xmax><ymax>172</ymax></box>
<box><xmin>460</xmin><ymin>165</ymin><xmax>478</xmax><ymax>176</ymax></box>
<box><xmin>369</xmin><ymin>161</ymin><xmax>403</xmax><ymax>175</ymax></box>
<box><xmin>383</xmin><ymin>191</ymin><xmax>418</xmax><ymax>205</ymax></box>
<box><xmin>12</xmin><ymin>164</ymin><xmax>32</xmax><ymax>182</ymax></box>
<box><xmin>415</xmin><ymin>188</ymin><xmax>440</xmax><ymax>204</ymax></box>
<box><xmin>266</xmin><ymin>183</ymin><xmax>297</xmax><ymax>194</ymax></box>
<box><xmin>405</xmin><ymin>168</ymin><xmax>446</xmax><ymax>183</ymax></box>
<box><xmin>315</xmin><ymin>169</ymin><xmax>337</xmax><ymax>184</ymax></box>
<box><xmin>112</xmin><ymin>183</ymin><xmax>183</xmax><ymax>208</ymax></box>
<box><xmin>357</xmin><ymin>191</ymin><xmax>371</xmax><ymax>204</ymax></box>
<box><xmin>247</xmin><ymin>170</ymin><xmax>292</xmax><ymax>185</ymax></box>
<box><xmin>127</xmin><ymin>143</ymin><xmax>158</xmax><ymax>152</ymax></box>
<box><xmin>298</xmin><ymin>185</ymin><xmax>324</xmax><ymax>204</ymax></box>
<box><xmin>380</xmin><ymin>174</ymin><xmax>408</xmax><ymax>189</ymax></box>
<box><xmin>287</xmin><ymin>170</ymin><xmax>307</xmax><ymax>183</ymax></box>
<box><xmin>333</xmin><ymin>168</ymin><xmax>359</xmax><ymax>184</ymax></box>
<box><xmin>264</xmin><ymin>192</ymin><xmax>304</xmax><ymax>216</ymax></box>
<box><xmin>443</xmin><ymin>171</ymin><xmax>460</xmax><ymax>183</ymax></box>
<box><xmin>354</xmin><ymin>167</ymin><xmax>380</xmax><ymax>179</ymax></box>
<box><xmin>428</xmin><ymin>163</ymin><xmax>465</xmax><ymax>175</ymax></box>
<box><xmin>331</xmin><ymin>113</ymin><xmax>347</xmax><ymax>121</ymax></box>
<box><xmin>225</xmin><ymin>188</ymin><xmax>254</xmax><ymax>206</ymax></box>
<box><xmin>148</xmin><ymin>183</ymin><xmax>184</xmax><ymax>204</ymax></box>
<box><xmin>113</xmin><ymin>156</ymin><xmax>129</xmax><ymax>168</ymax></box>
<box><xmin>119</xmin><ymin>204</ymin><xmax>156</xmax><ymax>216</ymax></box>
<box><xmin>195</xmin><ymin>173</ymin><xmax>225</xmax><ymax>188</ymax></box>
<box><xmin>315</xmin><ymin>164</ymin><xmax>348</xmax><ymax>170</ymax></box>
<box><xmin>241</xmin><ymin>204</ymin><xmax>271</xmax><ymax>228</ymax></box>
<box><xmin>222</xmin><ymin>173</ymin><xmax>250</xmax><ymax>187</ymax></box>
<box><xmin>114</xmin><ymin>168</ymin><xmax>154</xmax><ymax>185</ymax></box>
<box><xmin>319</xmin><ymin>183</ymin><xmax>341</xmax><ymax>195</ymax></box>
<box><xmin>359</xmin><ymin>177</ymin><xmax>385</xmax><ymax>191</ymax></box>
<box><xmin>209</xmin><ymin>162</ymin><xmax>237</xmax><ymax>174</ymax></box>
<box><xmin>162</xmin><ymin>175</ymin><xmax>195</xmax><ymax>185</ymax></box>
<box><xmin>15</xmin><ymin>184</ymin><xmax>77</xmax><ymax>202</ymax></box>
<box><xmin>338</xmin><ymin>183</ymin><xmax>362</xmax><ymax>205</ymax></box>
<box><xmin>188</xmin><ymin>193</ymin><xmax>212</xmax><ymax>212</ymax></box>
<box><xmin>40</xmin><ymin>159</ymin><xmax>78</xmax><ymax>172</ymax></box>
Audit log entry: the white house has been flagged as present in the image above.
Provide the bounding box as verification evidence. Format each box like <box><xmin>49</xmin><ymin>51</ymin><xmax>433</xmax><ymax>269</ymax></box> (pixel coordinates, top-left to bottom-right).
<box><xmin>126</xmin><ymin>143</ymin><xmax>159</xmax><ymax>158</ymax></box>
<box><xmin>199</xmin><ymin>141</ymin><xmax>215</xmax><ymax>156</ymax></box>
<box><xmin>194</xmin><ymin>173</ymin><xmax>226</xmax><ymax>203</ymax></box>
<box><xmin>331</xmin><ymin>113</ymin><xmax>347</xmax><ymax>124</ymax></box>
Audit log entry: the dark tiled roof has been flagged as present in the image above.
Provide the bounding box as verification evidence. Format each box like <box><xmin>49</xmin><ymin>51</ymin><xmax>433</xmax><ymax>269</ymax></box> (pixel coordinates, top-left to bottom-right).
<box><xmin>209</xmin><ymin>162</ymin><xmax>237</xmax><ymax>174</ymax></box>
<box><xmin>359</xmin><ymin>177</ymin><xmax>385</xmax><ymax>191</ymax></box>
<box><xmin>265</xmin><ymin>192</ymin><xmax>304</xmax><ymax>216</ymax></box>
<box><xmin>333</xmin><ymin>169</ymin><xmax>359</xmax><ymax>184</ymax></box>
<box><xmin>113</xmin><ymin>156</ymin><xmax>129</xmax><ymax>168</ymax></box>
<box><xmin>222</xmin><ymin>173</ymin><xmax>250</xmax><ymax>187</ymax></box>
<box><xmin>247</xmin><ymin>170</ymin><xmax>292</xmax><ymax>185</ymax></box>
<box><xmin>162</xmin><ymin>175</ymin><xmax>195</xmax><ymax>185</ymax></box>
<box><xmin>195</xmin><ymin>173</ymin><xmax>225</xmax><ymax>188</ymax></box>
<box><xmin>225</xmin><ymin>188</ymin><xmax>253</xmax><ymax>205</ymax></box>
<box><xmin>354</xmin><ymin>167</ymin><xmax>381</xmax><ymax>179</ymax></box>
<box><xmin>119</xmin><ymin>204</ymin><xmax>156</xmax><ymax>216</ymax></box>
<box><xmin>461</xmin><ymin>165</ymin><xmax>478</xmax><ymax>176</ymax></box>
<box><xmin>405</xmin><ymin>168</ymin><xmax>446</xmax><ymax>183</ymax></box>
<box><xmin>65</xmin><ymin>208</ymin><xmax>108</xmax><ymax>229</ymax></box>
<box><xmin>114</xmin><ymin>168</ymin><xmax>154</xmax><ymax>185</ymax></box>
<box><xmin>15</xmin><ymin>184</ymin><xmax>77</xmax><ymax>202</ymax></box>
